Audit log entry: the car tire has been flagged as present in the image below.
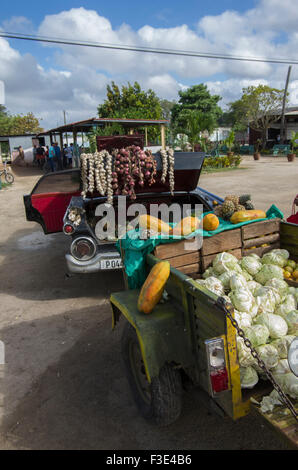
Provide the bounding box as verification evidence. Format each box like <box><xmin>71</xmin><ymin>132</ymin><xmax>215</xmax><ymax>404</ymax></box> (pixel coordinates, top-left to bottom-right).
<box><xmin>121</xmin><ymin>322</ymin><xmax>182</xmax><ymax>426</ymax></box>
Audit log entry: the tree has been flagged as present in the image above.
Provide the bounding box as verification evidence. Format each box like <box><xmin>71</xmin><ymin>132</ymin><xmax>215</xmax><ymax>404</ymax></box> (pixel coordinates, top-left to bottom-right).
<box><xmin>0</xmin><ymin>110</ymin><xmax>43</xmax><ymax>135</ymax></box>
<box><xmin>171</xmin><ymin>84</ymin><xmax>222</xmax><ymax>133</ymax></box>
<box><xmin>227</xmin><ymin>85</ymin><xmax>285</xmax><ymax>148</ymax></box>
<box><xmin>97</xmin><ymin>81</ymin><xmax>164</xmax><ymax>141</ymax></box>
<box><xmin>184</xmin><ymin>110</ymin><xmax>215</xmax><ymax>151</ymax></box>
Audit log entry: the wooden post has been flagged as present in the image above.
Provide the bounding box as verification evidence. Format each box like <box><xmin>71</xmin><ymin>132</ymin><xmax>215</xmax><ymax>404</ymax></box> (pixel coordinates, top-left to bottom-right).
<box><xmin>280</xmin><ymin>65</ymin><xmax>292</xmax><ymax>144</ymax></box>
<box><xmin>73</xmin><ymin>130</ymin><xmax>77</xmax><ymax>144</ymax></box>
<box><xmin>161</xmin><ymin>124</ymin><xmax>166</xmax><ymax>150</ymax></box>
<box><xmin>145</xmin><ymin>127</ymin><xmax>148</xmax><ymax>147</ymax></box>
<box><xmin>59</xmin><ymin>132</ymin><xmax>63</xmax><ymax>151</ymax></box>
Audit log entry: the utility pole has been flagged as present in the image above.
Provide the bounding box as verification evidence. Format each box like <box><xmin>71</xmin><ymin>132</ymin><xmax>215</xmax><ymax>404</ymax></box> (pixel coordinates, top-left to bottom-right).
<box><xmin>280</xmin><ymin>66</ymin><xmax>292</xmax><ymax>144</ymax></box>
<box><xmin>63</xmin><ymin>110</ymin><xmax>68</xmax><ymax>145</ymax></box>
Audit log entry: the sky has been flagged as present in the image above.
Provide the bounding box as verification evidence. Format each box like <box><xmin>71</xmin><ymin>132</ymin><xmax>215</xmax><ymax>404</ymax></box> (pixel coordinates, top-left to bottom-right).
<box><xmin>1</xmin><ymin>0</ymin><xmax>298</xmax><ymax>130</ymax></box>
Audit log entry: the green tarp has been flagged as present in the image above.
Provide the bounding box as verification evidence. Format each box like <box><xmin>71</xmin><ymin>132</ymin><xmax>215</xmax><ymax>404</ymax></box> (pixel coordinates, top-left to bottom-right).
<box><xmin>116</xmin><ymin>204</ymin><xmax>284</xmax><ymax>289</ymax></box>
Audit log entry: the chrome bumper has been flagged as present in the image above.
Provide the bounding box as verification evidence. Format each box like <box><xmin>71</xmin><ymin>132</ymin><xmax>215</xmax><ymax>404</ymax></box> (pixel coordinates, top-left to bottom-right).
<box><xmin>65</xmin><ymin>244</ymin><xmax>122</xmax><ymax>273</ymax></box>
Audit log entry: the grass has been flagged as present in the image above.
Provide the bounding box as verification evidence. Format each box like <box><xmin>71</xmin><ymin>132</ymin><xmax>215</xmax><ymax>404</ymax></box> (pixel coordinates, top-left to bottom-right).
<box><xmin>0</xmin><ymin>181</ymin><xmax>10</xmax><ymax>189</ymax></box>
<box><xmin>202</xmin><ymin>166</ymin><xmax>248</xmax><ymax>174</ymax></box>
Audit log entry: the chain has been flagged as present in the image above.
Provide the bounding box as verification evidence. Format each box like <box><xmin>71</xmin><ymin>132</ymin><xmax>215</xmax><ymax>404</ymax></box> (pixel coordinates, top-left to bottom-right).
<box><xmin>217</xmin><ymin>298</ymin><xmax>298</xmax><ymax>422</ymax></box>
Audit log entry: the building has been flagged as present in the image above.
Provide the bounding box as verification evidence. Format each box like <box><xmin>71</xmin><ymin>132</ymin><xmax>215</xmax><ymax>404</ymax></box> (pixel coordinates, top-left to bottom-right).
<box><xmin>249</xmin><ymin>106</ymin><xmax>298</xmax><ymax>147</ymax></box>
<box><xmin>0</xmin><ymin>133</ymin><xmax>51</xmax><ymax>164</ymax></box>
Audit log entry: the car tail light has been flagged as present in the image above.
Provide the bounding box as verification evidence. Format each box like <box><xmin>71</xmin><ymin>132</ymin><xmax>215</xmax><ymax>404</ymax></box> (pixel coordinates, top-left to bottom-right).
<box><xmin>205</xmin><ymin>338</ymin><xmax>229</xmax><ymax>395</ymax></box>
<box><xmin>63</xmin><ymin>224</ymin><xmax>74</xmax><ymax>235</ymax></box>
<box><xmin>70</xmin><ymin>236</ymin><xmax>96</xmax><ymax>261</ymax></box>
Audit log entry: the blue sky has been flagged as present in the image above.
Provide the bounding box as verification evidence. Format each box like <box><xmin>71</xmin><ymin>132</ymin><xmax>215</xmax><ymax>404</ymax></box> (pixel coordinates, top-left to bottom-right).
<box><xmin>1</xmin><ymin>0</ymin><xmax>298</xmax><ymax>129</ymax></box>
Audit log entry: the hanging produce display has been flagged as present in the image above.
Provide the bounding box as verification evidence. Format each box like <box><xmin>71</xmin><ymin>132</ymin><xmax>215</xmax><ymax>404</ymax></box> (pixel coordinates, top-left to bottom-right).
<box><xmin>80</xmin><ymin>146</ymin><xmax>175</xmax><ymax>203</ymax></box>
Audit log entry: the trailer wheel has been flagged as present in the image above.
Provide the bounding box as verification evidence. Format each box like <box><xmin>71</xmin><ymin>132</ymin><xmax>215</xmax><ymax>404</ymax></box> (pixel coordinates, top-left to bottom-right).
<box><xmin>121</xmin><ymin>322</ymin><xmax>182</xmax><ymax>426</ymax></box>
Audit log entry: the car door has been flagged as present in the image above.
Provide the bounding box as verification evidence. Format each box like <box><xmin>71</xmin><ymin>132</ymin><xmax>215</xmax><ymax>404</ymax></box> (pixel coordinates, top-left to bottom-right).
<box><xmin>23</xmin><ymin>170</ymin><xmax>81</xmax><ymax>234</ymax></box>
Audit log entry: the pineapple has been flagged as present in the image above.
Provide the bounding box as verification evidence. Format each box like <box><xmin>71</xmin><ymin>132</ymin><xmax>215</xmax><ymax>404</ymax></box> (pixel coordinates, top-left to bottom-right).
<box><xmin>239</xmin><ymin>194</ymin><xmax>251</xmax><ymax>205</ymax></box>
<box><xmin>225</xmin><ymin>195</ymin><xmax>239</xmax><ymax>206</ymax></box>
<box><xmin>214</xmin><ymin>204</ymin><xmax>223</xmax><ymax>217</ymax></box>
<box><xmin>235</xmin><ymin>204</ymin><xmax>245</xmax><ymax>211</ymax></box>
<box><xmin>244</xmin><ymin>201</ymin><xmax>255</xmax><ymax>210</ymax></box>
<box><xmin>221</xmin><ymin>200</ymin><xmax>235</xmax><ymax>220</ymax></box>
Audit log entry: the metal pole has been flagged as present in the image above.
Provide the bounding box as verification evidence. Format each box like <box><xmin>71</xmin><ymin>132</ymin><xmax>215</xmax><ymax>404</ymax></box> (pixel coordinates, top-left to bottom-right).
<box><xmin>280</xmin><ymin>65</ymin><xmax>292</xmax><ymax>144</ymax></box>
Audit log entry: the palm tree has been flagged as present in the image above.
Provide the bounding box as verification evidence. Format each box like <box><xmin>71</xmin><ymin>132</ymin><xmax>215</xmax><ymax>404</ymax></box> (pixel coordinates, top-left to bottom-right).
<box><xmin>184</xmin><ymin>111</ymin><xmax>215</xmax><ymax>151</ymax></box>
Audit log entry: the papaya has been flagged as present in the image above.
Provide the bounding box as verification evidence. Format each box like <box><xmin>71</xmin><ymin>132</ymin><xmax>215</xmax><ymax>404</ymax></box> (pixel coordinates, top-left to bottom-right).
<box><xmin>171</xmin><ymin>216</ymin><xmax>200</xmax><ymax>236</ymax></box>
<box><xmin>230</xmin><ymin>209</ymin><xmax>266</xmax><ymax>224</ymax></box>
<box><xmin>137</xmin><ymin>261</ymin><xmax>171</xmax><ymax>314</ymax></box>
<box><xmin>138</xmin><ymin>214</ymin><xmax>171</xmax><ymax>234</ymax></box>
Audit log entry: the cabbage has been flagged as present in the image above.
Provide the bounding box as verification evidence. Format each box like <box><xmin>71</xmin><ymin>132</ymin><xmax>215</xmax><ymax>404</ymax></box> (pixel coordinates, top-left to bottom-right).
<box><xmin>265</xmin><ymin>278</ymin><xmax>289</xmax><ymax>302</ymax></box>
<box><xmin>247</xmin><ymin>280</ymin><xmax>262</xmax><ymax>296</ymax></box>
<box><xmin>241</xmin><ymin>269</ymin><xmax>253</xmax><ymax>281</ymax></box>
<box><xmin>284</xmin><ymin>310</ymin><xmax>298</xmax><ymax>335</ymax></box>
<box><xmin>197</xmin><ymin>276</ymin><xmax>225</xmax><ymax>296</ymax></box>
<box><xmin>218</xmin><ymin>271</ymin><xmax>234</xmax><ymax>290</ymax></box>
<box><xmin>234</xmin><ymin>310</ymin><xmax>252</xmax><ymax>328</ymax></box>
<box><xmin>271</xmin><ymin>359</ymin><xmax>291</xmax><ymax>376</ymax></box>
<box><xmin>229</xmin><ymin>273</ymin><xmax>247</xmax><ymax>291</ymax></box>
<box><xmin>261</xmin><ymin>252</ymin><xmax>287</xmax><ymax>268</ymax></box>
<box><xmin>254</xmin><ymin>312</ymin><xmax>288</xmax><ymax>339</ymax></box>
<box><xmin>272</xmin><ymin>373</ymin><xmax>298</xmax><ymax>399</ymax></box>
<box><xmin>274</xmin><ymin>294</ymin><xmax>297</xmax><ymax>317</ymax></box>
<box><xmin>255</xmin><ymin>344</ymin><xmax>279</xmax><ymax>369</ymax></box>
<box><xmin>269</xmin><ymin>335</ymin><xmax>296</xmax><ymax>359</ymax></box>
<box><xmin>237</xmin><ymin>337</ymin><xmax>256</xmax><ymax>367</ymax></box>
<box><xmin>243</xmin><ymin>324</ymin><xmax>270</xmax><ymax>347</ymax></box>
<box><xmin>240</xmin><ymin>256</ymin><xmax>262</xmax><ymax>276</ymax></box>
<box><xmin>240</xmin><ymin>366</ymin><xmax>259</xmax><ymax>389</ymax></box>
<box><xmin>260</xmin><ymin>389</ymin><xmax>283</xmax><ymax>413</ymax></box>
<box><xmin>270</xmin><ymin>249</ymin><xmax>289</xmax><ymax>260</ymax></box>
<box><xmin>254</xmin><ymin>286</ymin><xmax>280</xmax><ymax>314</ymax></box>
<box><xmin>229</xmin><ymin>287</ymin><xmax>255</xmax><ymax>313</ymax></box>
<box><xmin>250</xmin><ymin>253</ymin><xmax>261</xmax><ymax>260</ymax></box>
<box><xmin>212</xmin><ymin>252</ymin><xmax>242</xmax><ymax>275</ymax></box>
<box><xmin>202</xmin><ymin>267</ymin><xmax>215</xmax><ymax>279</ymax></box>
<box><xmin>254</xmin><ymin>264</ymin><xmax>284</xmax><ymax>285</ymax></box>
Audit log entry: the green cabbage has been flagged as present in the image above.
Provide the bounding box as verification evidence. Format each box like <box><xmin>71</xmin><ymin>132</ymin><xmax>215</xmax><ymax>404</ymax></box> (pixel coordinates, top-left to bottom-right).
<box><xmin>196</xmin><ymin>276</ymin><xmax>225</xmax><ymax>296</ymax></box>
<box><xmin>243</xmin><ymin>324</ymin><xmax>270</xmax><ymax>347</ymax></box>
<box><xmin>229</xmin><ymin>273</ymin><xmax>247</xmax><ymax>291</ymax></box>
<box><xmin>241</xmin><ymin>269</ymin><xmax>253</xmax><ymax>281</ymax></box>
<box><xmin>218</xmin><ymin>271</ymin><xmax>234</xmax><ymax>290</ymax></box>
<box><xmin>271</xmin><ymin>359</ymin><xmax>291</xmax><ymax>376</ymax></box>
<box><xmin>202</xmin><ymin>267</ymin><xmax>215</xmax><ymax>279</ymax></box>
<box><xmin>284</xmin><ymin>310</ymin><xmax>298</xmax><ymax>335</ymax></box>
<box><xmin>240</xmin><ymin>256</ymin><xmax>262</xmax><ymax>276</ymax></box>
<box><xmin>274</xmin><ymin>294</ymin><xmax>297</xmax><ymax>317</ymax></box>
<box><xmin>265</xmin><ymin>278</ymin><xmax>289</xmax><ymax>302</ymax></box>
<box><xmin>254</xmin><ymin>312</ymin><xmax>288</xmax><ymax>339</ymax></box>
<box><xmin>234</xmin><ymin>310</ymin><xmax>252</xmax><ymax>328</ymax></box>
<box><xmin>240</xmin><ymin>366</ymin><xmax>259</xmax><ymax>389</ymax></box>
<box><xmin>272</xmin><ymin>373</ymin><xmax>298</xmax><ymax>399</ymax></box>
<box><xmin>255</xmin><ymin>344</ymin><xmax>279</xmax><ymax>369</ymax></box>
<box><xmin>212</xmin><ymin>252</ymin><xmax>242</xmax><ymax>275</ymax></box>
<box><xmin>254</xmin><ymin>264</ymin><xmax>284</xmax><ymax>285</ymax></box>
<box><xmin>237</xmin><ymin>337</ymin><xmax>256</xmax><ymax>367</ymax></box>
<box><xmin>261</xmin><ymin>252</ymin><xmax>287</xmax><ymax>268</ymax></box>
<box><xmin>254</xmin><ymin>286</ymin><xmax>280</xmax><ymax>314</ymax></box>
<box><xmin>269</xmin><ymin>335</ymin><xmax>296</xmax><ymax>359</ymax></box>
<box><xmin>229</xmin><ymin>287</ymin><xmax>255</xmax><ymax>313</ymax></box>
<box><xmin>247</xmin><ymin>280</ymin><xmax>262</xmax><ymax>296</ymax></box>
<box><xmin>270</xmin><ymin>249</ymin><xmax>289</xmax><ymax>260</ymax></box>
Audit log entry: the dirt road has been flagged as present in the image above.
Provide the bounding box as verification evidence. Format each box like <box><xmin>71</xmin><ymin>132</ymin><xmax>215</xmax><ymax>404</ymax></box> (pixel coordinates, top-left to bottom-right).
<box><xmin>0</xmin><ymin>157</ymin><xmax>296</xmax><ymax>450</ymax></box>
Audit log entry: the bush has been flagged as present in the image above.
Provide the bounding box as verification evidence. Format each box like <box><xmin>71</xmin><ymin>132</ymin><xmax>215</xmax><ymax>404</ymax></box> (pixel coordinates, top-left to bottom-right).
<box><xmin>203</xmin><ymin>154</ymin><xmax>242</xmax><ymax>169</ymax></box>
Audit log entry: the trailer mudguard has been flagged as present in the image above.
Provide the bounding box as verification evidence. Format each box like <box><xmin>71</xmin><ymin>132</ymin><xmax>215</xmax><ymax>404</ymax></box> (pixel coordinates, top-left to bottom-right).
<box><xmin>110</xmin><ymin>289</ymin><xmax>194</xmax><ymax>383</ymax></box>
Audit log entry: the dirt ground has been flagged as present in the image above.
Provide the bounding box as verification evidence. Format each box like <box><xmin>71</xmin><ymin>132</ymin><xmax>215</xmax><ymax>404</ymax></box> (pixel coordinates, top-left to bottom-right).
<box><xmin>0</xmin><ymin>156</ymin><xmax>297</xmax><ymax>450</ymax></box>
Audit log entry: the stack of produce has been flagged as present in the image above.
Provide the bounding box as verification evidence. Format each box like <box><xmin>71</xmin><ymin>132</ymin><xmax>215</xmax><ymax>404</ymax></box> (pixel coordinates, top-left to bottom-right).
<box><xmin>196</xmin><ymin>248</ymin><xmax>298</xmax><ymax>400</ymax></box>
<box><xmin>214</xmin><ymin>194</ymin><xmax>255</xmax><ymax>220</ymax></box>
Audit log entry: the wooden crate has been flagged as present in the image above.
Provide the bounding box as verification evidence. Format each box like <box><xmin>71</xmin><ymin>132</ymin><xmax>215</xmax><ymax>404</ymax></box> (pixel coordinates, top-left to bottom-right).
<box><xmin>200</xmin><ymin>229</ymin><xmax>242</xmax><ymax>272</ymax></box>
<box><xmin>154</xmin><ymin>238</ymin><xmax>201</xmax><ymax>275</ymax></box>
<box><xmin>241</xmin><ymin>219</ymin><xmax>280</xmax><ymax>257</ymax></box>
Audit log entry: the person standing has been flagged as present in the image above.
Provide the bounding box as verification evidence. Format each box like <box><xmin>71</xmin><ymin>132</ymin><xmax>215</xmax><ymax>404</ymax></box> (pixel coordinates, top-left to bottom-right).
<box><xmin>54</xmin><ymin>142</ymin><xmax>63</xmax><ymax>170</ymax></box>
<box><xmin>65</xmin><ymin>143</ymin><xmax>73</xmax><ymax>167</ymax></box>
<box><xmin>36</xmin><ymin>144</ymin><xmax>45</xmax><ymax>168</ymax></box>
<box><xmin>48</xmin><ymin>144</ymin><xmax>55</xmax><ymax>172</ymax></box>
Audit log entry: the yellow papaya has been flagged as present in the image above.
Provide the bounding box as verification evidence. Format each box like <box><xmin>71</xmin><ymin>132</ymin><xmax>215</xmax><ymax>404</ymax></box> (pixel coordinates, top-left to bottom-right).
<box><xmin>171</xmin><ymin>216</ymin><xmax>200</xmax><ymax>236</ymax></box>
<box><xmin>137</xmin><ymin>261</ymin><xmax>170</xmax><ymax>314</ymax></box>
<box><xmin>138</xmin><ymin>214</ymin><xmax>171</xmax><ymax>234</ymax></box>
<box><xmin>230</xmin><ymin>210</ymin><xmax>266</xmax><ymax>224</ymax></box>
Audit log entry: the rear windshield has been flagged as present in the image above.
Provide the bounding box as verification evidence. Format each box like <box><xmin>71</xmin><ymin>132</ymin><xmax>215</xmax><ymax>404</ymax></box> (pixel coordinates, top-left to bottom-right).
<box><xmin>32</xmin><ymin>170</ymin><xmax>81</xmax><ymax>195</ymax></box>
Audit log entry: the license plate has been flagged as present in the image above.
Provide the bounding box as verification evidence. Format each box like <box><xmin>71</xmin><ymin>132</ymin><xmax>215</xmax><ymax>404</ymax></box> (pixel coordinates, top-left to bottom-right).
<box><xmin>100</xmin><ymin>258</ymin><xmax>123</xmax><ymax>270</ymax></box>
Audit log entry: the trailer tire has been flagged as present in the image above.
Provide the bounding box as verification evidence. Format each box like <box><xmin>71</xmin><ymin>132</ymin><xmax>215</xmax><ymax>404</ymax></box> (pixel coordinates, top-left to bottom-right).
<box><xmin>121</xmin><ymin>322</ymin><xmax>182</xmax><ymax>426</ymax></box>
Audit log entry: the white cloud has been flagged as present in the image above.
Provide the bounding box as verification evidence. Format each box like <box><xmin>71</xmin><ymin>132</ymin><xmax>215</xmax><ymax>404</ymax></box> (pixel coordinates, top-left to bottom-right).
<box><xmin>1</xmin><ymin>2</ymin><xmax>298</xmax><ymax>129</ymax></box>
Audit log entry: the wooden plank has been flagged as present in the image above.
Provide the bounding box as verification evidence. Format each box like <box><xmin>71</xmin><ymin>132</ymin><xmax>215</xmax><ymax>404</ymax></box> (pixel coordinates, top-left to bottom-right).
<box><xmin>201</xmin><ymin>248</ymin><xmax>242</xmax><ymax>271</ymax></box>
<box><xmin>154</xmin><ymin>238</ymin><xmax>198</xmax><ymax>259</ymax></box>
<box><xmin>241</xmin><ymin>219</ymin><xmax>280</xmax><ymax>240</ymax></box>
<box><xmin>242</xmin><ymin>241</ymin><xmax>280</xmax><ymax>258</ymax></box>
<box><xmin>243</xmin><ymin>232</ymin><xmax>280</xmax><ymax>249</ymax></box>
<box><xmin>176</xmin><ymin>263</ymin><xmax>200</xmax><ymax>274</ymax></box>
<box><xmin>201</xmin><ymin>229</ymin><xmax>241</xmax><ymax>256</ymax></box>
<box><xmin>167</xmin><ymin>251</ymin><xmax>200</xmax><ymax>268</ymax></box>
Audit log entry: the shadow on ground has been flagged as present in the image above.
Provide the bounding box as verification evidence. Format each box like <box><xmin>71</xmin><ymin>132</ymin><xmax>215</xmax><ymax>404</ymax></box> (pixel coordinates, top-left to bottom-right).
<box><xmin>0</xmin><ymin>311</ymin><xmax>288</xmax><ymax>450</ymax></box>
